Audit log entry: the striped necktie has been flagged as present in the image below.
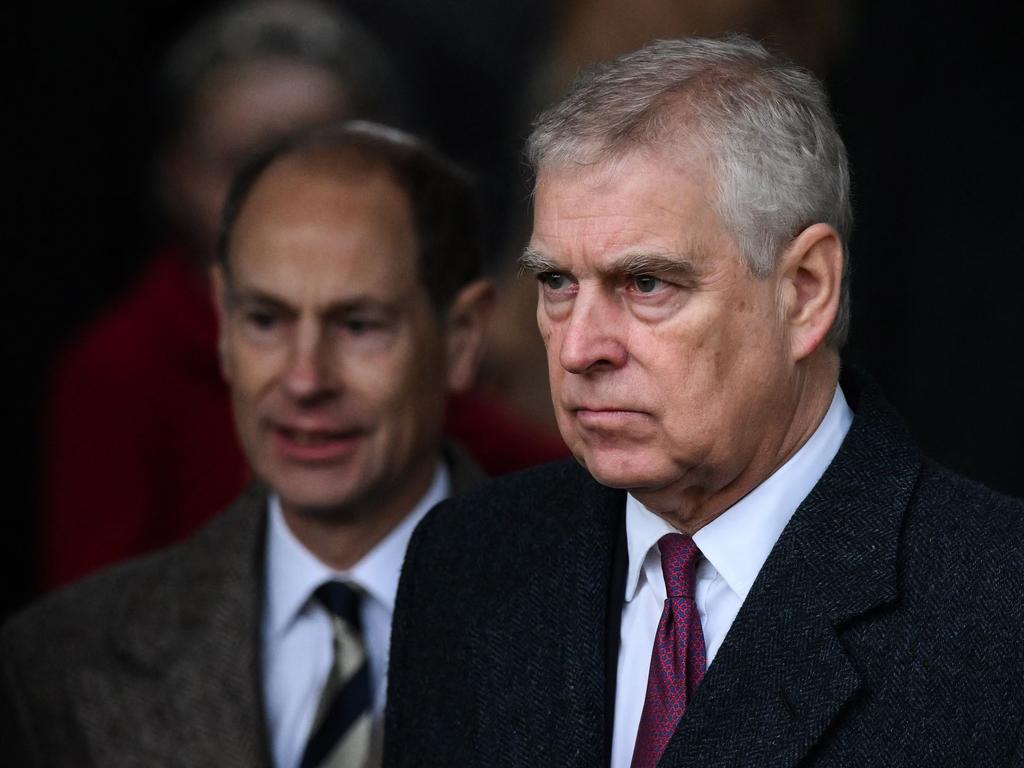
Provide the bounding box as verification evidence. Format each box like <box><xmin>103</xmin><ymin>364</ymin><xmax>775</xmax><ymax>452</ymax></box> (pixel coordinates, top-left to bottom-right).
<box><xmin>300</xmin><ymin>581</ymin><xmax>373</xmax><ymax>768</ymax></box>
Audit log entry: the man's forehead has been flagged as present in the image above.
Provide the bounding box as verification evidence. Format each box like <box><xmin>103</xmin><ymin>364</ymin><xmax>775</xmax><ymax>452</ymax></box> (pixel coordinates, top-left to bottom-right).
<box><xmin>534</xmin><ymin>140</ymin><xmax>711</xmax><ymax>194</ymax></box>
<box><xmin>529</xmin><ymin>163</ymin><xmax>722</xmax><ymax>272</ymax></box>
<box><xmin>227</xmin><ymin>232</ymin><xmax>420</xmax><ymax>290</ymax></box>
<box><xmin>226</xmin><ymin>161</ymin><xmax>422</xmax><ymax>294</ymax></box>
<box><xmin>232</xmin><ymin>157</ymin><xmax>414</xmax><ymax>250</ymax></box>
<box><xmin>254</xmin><ymin>152</ymin><xmax>405</xmax><ymax>206</ymax></box>
<box><xmin>532</xmin><ymin>153</ymin><xmax>716</xmax><ymax>237</ymax></box>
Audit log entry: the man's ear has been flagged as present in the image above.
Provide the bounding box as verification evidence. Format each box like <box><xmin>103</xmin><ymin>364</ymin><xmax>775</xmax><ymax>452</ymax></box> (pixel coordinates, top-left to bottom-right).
<box><xmin>778</xmin><ymin>223</ymin><xmax>843</xmax><ymax>361</ymax></box>
<box><xmin>444</xmin><ymin>279</ymin><xmax>496</xmax><ymax>393</ymax></box>
<box><xmin>209</xmin><ymin>263</ymin><xmax>233</xmax><ymax>383</ymax></box>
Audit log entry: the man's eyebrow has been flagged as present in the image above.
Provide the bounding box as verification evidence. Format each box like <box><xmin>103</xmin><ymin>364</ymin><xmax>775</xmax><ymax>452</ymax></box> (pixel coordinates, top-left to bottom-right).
<box><xmin>518</xmin><ymin>247</ymin><xmax>701</xmax><ymax>281</ymax></box>
<box><xmin>614</xmin><ymin>252</ymin><xmax>699</xmax><ymax>280</ymax></box>
<box><xmin>229</xmin><ymin>285</ymin><xmax>399</xmax><ymax>316</ymax></box>
<box><xmin>226</xmin><ymin>285</ymin><xmax>288</xmax><ymax>309</ymax></box>
<box><xmin>519</xmin><ymin>247</ymin><xmax>563</xmax><ymax>276</ymax></box>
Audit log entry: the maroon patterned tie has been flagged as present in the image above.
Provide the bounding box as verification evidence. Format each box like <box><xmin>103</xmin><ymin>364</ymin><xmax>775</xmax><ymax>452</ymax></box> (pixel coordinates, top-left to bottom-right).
<box><xmin>631</xmin><ymin>533</ymin><xmax>707</xmax><ymax>768</ymax></box>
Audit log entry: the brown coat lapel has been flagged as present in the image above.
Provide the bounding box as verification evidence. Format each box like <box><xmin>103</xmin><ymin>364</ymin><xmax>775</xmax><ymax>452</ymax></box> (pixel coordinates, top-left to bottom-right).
<box><xmin>73</xmin><ymin>485</ymin><xmax>273</xmax><ymax>766</ymax></box>
<box><xmin>77</xmin><ymin>491</ymin><xmax>271</xmax><ymax>766</ymax></box>
<box><xmin>0</xmin><ymin>485</ymin><xmax>275</xmax><ymax>767</ymax></box>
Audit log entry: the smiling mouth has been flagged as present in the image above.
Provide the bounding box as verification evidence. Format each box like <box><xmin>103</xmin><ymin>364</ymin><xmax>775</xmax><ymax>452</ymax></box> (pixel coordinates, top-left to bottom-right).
<box><xmin>273</xmin><ymin>425</ymin><xmax>365</xmax><ymax>461</ymax></box>
<box><xmin>277</xmin><ymin>427</ymin><xmax>352</xmax><ymax>445</ymax></box>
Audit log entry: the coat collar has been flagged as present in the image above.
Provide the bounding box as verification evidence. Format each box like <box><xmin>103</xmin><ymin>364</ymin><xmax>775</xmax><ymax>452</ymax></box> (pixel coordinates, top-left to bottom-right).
<box><xmin>93</xmin><ymin>442</ymin><xmax>479</xmax><ymax>673</ymax></box>
<box><xmin>660</xmin><ymin>369</ymin><xmax>921</xmax><ymax>766</ymax></box>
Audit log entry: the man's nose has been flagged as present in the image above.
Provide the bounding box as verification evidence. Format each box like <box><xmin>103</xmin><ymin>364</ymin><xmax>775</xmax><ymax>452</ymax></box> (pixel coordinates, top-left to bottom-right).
<box><xmin>283</xmin><ymin>321</ymin><xmax>334</xmax><ymax>400</ymax></box>
<box><xmin>558</xmin><ymin>292</ymin><xmax>628</xmax><ymax>374</ymax></box>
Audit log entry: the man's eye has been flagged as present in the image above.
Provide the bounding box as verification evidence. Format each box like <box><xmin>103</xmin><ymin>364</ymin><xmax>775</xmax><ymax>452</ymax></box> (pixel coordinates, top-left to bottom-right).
<box><xmin>245</xmin><ymin>310</ymin><xmax>279</xmax><ymax>330</ymax></box>
<box><xmin>343</xmin><ymin>317</ymin><xmax>384</xmax><ymax>334</ymax></box>
<box><xmin>631</xmin><ymin>275</ymin><xmax>665</xmax><ymax>294</ymax></box>
<box><xmin>539</xmin><ymin>272</ymin><xmax>571</xmax><ymax>290</ymax></box>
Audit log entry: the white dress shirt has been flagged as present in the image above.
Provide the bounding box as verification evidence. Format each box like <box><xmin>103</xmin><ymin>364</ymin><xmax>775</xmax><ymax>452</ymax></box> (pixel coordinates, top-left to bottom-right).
<box><xmin>262</xmin><ymin>462</ymin><xmax>450</xmax><ymax>768</ymax></box>
<box><xmin>610</xmin><ymin>387</ymin><xmax>853</xmax><ymax>768</ymax></box>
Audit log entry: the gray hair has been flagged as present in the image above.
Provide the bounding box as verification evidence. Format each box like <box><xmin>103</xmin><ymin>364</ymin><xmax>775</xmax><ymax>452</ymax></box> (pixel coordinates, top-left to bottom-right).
<box><xmin>158</xmin><ymin>0</ymin><xmax>404</xmax><ymax>144</ymax></box>
<box><xmin>527</xmin><ymin>35</ymin><xmax>852</xmax><ymax>347</ymax></box>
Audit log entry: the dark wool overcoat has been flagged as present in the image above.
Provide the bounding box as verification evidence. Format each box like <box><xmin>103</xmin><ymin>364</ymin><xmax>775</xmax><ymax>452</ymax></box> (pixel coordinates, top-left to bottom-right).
<box><xmin>384</xmin><ymin>373</ymin><xmax>1024</xmax><ymax>767</ymax></box>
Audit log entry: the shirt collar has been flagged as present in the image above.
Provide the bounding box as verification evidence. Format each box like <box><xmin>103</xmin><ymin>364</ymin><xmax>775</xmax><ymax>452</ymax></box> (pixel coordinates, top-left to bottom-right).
<box><xmin>624</xmin><ymin>384</ymin><xmax>853</xmax><ymax>604</ymax></box>
<box><xmin>264</xmin><ymin>461</ymin><xmax>450</xmax><ymax>638</ymax></box>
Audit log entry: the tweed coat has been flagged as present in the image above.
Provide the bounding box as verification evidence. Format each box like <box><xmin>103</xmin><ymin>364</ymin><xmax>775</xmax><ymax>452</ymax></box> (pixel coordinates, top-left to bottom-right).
<box><xmin>384</xmin><ymin>374</ymin><xmax>1024</xmax><ymax>767</ymax></box>
<box><xmin>0</xmin><ymin>446</ymin><xmax>483</xmax><ymax>767</ymax></box>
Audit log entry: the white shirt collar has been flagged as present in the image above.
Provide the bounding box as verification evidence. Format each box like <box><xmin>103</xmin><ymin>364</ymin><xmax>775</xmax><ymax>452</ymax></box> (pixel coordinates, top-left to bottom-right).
<box><xmin>624</xmin><ymin>385</ymin><xmax>853</xmax><ymax>604</ymax></box>
<box><xmin>264</xmin><ymin>461</ymin><xmax>451</xmax><ymax>639</ymax></box>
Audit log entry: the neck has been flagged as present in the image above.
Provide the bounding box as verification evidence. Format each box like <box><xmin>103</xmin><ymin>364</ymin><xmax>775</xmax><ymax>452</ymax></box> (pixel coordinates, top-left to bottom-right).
<box><xmin>639</xmin><ymin>354</ymin><xmax>840</xmax><ymax>535</ymax></box>
<box><xmin>280</xmin><ymin>458</ymin><xmax>438</xmax><ymax>571</ymax></box>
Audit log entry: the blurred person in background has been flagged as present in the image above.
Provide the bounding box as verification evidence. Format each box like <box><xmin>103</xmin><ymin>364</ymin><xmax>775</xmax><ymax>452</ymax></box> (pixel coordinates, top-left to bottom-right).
<box><xmin>42</xmin><ymin>0</ymin><xmax>403</xmax><ymax>589</ymax></box>
<box><xmin>42</xmin><ymin>0</ymin><xmax>559</xmax><ymax>591</ymax></box>
<box><xmin>3</xmin><ymin>121</ymin><xmax>493</xmax><ymax>768</ymax></box>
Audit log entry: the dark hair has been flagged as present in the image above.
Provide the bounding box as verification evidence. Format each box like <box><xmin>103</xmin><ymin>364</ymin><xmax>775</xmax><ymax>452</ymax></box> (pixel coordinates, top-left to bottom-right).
<box><xmin>219</xmin><ymin>121</ymin><xmax>483</xmax><ymax>312</ymax></box>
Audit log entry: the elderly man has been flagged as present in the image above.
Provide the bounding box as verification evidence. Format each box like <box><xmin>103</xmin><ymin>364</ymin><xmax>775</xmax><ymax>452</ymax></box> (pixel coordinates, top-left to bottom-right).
<box><xmin>384</xmin><ymin>37</ymin><xmax>1024</xmax><ymax>767</ymax></box>
<box><xmin>1</xmin><ymin>123</ymin><xmax>493</xmax><ymax>767</ymax></box>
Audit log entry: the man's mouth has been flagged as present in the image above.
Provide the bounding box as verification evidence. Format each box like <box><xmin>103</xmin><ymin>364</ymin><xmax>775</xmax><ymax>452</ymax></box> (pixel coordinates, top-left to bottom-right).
<box><xmin>573</xmin><ymin>408</ymin><xmax>648</xmax><ymax>428</ymax></box>
<box><xmin>272</xmin><ymin>425</ymin><xmax>365</xmax><ymax>461</ymax></box>
<box><xmin>278</xmin><ymin>427</ymin><xmax>349</xmax><ymax>444</ymax></box>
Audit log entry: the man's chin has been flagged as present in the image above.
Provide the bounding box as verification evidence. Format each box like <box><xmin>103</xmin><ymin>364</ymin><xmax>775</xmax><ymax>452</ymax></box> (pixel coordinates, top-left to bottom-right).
<box><xmin>576</xmin><ymin>450</ymin><xmax>667</xmax><ymax>492</ymax></box>
<box><xmin>263</xmin><ymin>469</ymin><xmax>367</xmax><ymax>523</ymax></box>
<box><xmin>278</xmin><ymin>493</ymin><xmax>372</xmax><ymax>524</ymax></box>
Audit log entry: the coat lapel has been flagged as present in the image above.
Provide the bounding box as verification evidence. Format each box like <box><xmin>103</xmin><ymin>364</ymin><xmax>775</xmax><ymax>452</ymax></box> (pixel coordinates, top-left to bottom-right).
<box><xmin>464</xmin><ymin>461</ymin><xmax>624</xmax><ymax>766</ymax></box>
<box><xmin>551</xmin><ymin>473</ymin><xmax>626</xmax><ymax>766</ymax></box>
<box><xmin>661</xmin><ymin>373</ymin><xmax>922</xmax><ymax>767</ymax></box>
<box><xmin>604</xmin><ymin>508</ymin><xmax>629</xmax><ymax>764</ymax></box>
<box><xmin>69</xmin><ymin>486</ymin><xmax>273</xmax><ymax>767</ymax></box>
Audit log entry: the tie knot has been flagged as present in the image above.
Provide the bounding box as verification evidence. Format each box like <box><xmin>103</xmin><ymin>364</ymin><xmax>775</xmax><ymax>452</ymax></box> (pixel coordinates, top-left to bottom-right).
<box><xmin>313</xmin><ymin>580</ymin><xmax>362</xmax><ymax>630</ymax></box>
<box><xmin>658</xmin><ymin>533</ymin><xmax>700</xmax><ymax>599</ymax></box>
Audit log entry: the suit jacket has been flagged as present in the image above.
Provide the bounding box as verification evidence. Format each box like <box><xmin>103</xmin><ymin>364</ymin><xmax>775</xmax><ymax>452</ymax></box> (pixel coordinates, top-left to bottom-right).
<box><xmin>0</xmin><ymin>445</ymin><xmax>483</xmax><ymax>767</ymax></box>
<box><xmin>384</xmin><ymin>374</ymin><xmax>1024</xmax><ymax>767</ymax></box>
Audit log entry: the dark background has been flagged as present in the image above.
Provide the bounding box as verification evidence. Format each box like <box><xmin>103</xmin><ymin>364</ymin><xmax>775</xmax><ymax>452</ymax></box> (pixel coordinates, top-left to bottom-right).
<box><xmin>6</xmin><ymin>1</ymin><xmax>1021</xmax><ymax>621</ymax></box>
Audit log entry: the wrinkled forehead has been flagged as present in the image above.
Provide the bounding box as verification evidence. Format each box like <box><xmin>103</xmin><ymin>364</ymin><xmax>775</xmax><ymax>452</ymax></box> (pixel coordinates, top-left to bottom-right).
<box><xmin>528</xmin><ymin>148</ymin><xmax>734</xmax><ymax>276</ymax></box>
<box><xmin>531</xmin><ymin>92</ymin><xmax>717</xmax><ymax>180</ymax></box>
<box><xmin>533</xmin><ymin>138</ymin><xmax>716</xmax><ymax>206</ymax></box>
<box><xmin>532</xmin><ymin>144</ymin><xmax>716</xmax><ymax>221</ymax></box>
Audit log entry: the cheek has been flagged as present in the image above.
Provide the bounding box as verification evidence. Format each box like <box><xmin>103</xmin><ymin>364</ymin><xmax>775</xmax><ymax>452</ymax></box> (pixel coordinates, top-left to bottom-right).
<box><xmin>544</xmin><ymin>344</ymin><xmax>568</xmax><ymax>401</ymax></box>
<box><xmin>536</xmin><ymin>296</ymin><xmax>556</xmax><ymax>341</ymax></box>
<box><xmin>230</xmin><ymin>345</ymin><xmax>283</xmax><ymax>394</ymax></box>
<box><xmin>538</xmin><ymin>316</ymin><xmax>562</xmax><ymax>370</ymax></box>
<box><xmin>224</xmin><ymin>344</ymin><xmax>292</xmax><ymax>424</ymax></box>
<box><xmin>358</xmin><ymin>345</ymin><xmax>443</xmax><ymax>415</ymax></box>
<box><xmin>341</xmin><ymin>360</ymin><xmax>403</xmax><ymax>421</ymax></box>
